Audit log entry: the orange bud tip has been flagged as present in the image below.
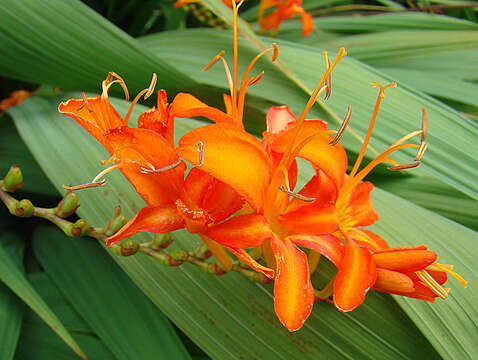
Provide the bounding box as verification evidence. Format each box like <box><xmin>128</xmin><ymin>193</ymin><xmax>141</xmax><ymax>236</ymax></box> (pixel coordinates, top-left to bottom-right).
<box><xmin>62</xmin><ymin>179</ymin><xmax>107</xmax><ymax>191</ymax></box>
<box><xmin>329</xmin><ymin>105</ymin><xmax>351</xmax><ymax>146</ymax></box>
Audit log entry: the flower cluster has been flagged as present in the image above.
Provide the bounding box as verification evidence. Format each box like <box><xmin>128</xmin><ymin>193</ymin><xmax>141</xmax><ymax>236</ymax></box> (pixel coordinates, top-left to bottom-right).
<box><xmin>59</xmin><ymin>0</ymin><xmax>465</xmax><ymax>332</ymax></box>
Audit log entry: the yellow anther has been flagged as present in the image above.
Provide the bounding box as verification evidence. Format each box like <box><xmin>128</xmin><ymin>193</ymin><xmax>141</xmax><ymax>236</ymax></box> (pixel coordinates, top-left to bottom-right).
<box><xmin>329</xmin><ymin>105</ymin><xmax>351</xmax><ymax>146</ymax></box>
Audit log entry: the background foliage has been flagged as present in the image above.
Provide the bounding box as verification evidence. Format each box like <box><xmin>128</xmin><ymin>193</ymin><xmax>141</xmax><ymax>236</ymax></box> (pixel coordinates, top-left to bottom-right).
<box><xmin>1</xmin><ymin>0</ymin><xmax>477</xmax><ymax>359</ymax></box>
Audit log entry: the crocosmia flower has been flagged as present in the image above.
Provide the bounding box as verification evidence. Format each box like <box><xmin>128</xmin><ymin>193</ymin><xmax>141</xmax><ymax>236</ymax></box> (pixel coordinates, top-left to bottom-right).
<box><xmin>259</xmin><ymin>0</ymin><xmax>313</xmax><ymax>36</ymax></box>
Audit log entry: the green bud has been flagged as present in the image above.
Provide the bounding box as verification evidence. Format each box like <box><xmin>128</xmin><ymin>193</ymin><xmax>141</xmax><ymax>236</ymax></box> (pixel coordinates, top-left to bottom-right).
<box><xmin>3</xmin><ymin>165</ymin><xmax>23</xmax><ymax>192</ymax></box>
<box><xmin>169</xmin><ymin>249</ymin><xmax>189</xmax><ymax>265</ymax></box>
<box><xmin>120</xmin><ymin>239</ymin><xmax>139</xmax><ymax>256</ymax></box>
<box><xmin>56</xmin><ymin>192</ymin><xmax>79</xmax><ymax>218</ymax></box>
<box><xmin>151</xmin><ymin>233</ymin><xmax>173</xmax><ymax>250</ymax></box>
<box><xmin>208</xmin><ymin>263</ymin><xmax>226</xmax><ymax>275</ymax></box>
<box><xmin>105</xmin><ymin>215</ymin><xmax>127</xmax><ymax>236</ymax></box>
<box><xmin>14</xmin><ymin>199</ymin><xmax>34</xmax><ymax>217</ymax></box>
<box><xmin>110</xmin><ymin>243</ymin><xmax>122</xmax><ymax>256</ymax></box>
<box><xmin>71</xmin><ymin>219</ymin><xmax>90</xmax><ymax>236</ymax></box>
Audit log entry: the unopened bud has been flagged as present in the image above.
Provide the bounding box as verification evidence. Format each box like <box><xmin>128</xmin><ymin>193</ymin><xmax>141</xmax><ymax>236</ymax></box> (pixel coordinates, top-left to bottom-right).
<box><xmin>3</xmin><ymin>165</ymin><xmax>23</xmax><ymax>192</ymax></box>
<box><xmin>110</xmin><ymin>243</ymin><xmax>122</xmax><ymax>256</ymax></box>
<box><xmin>71</xmin><ymin>219</ymin><xmax>90</xmax><ymax>236</ymax></box>
<box><xmin>56</xmin><ymin>192</ymin><xmax>79</xmax><ymax>218</ymax></box>
<box><xmin>14</xmin><ymin>199</ymin><xmax>34</xmax><ymax>217</ymax></box>
<box><xmin>105</xmin><ymin>215</ymin><xmax>127</xmax><ymax>236</ymax></box>
<box><xmin>151</xmin><ymin>233</ymin><xmax>173</xmax><ymax>250</ymax></box>
<box><xmin>208</xmin><ymin>262</ymin><xmax>226</xmax><ymax>275</ymax></box>
<box><xmin>120</xmin><ymin>239</ymin><xmax>139</xmax><ymax>256</ymax></box>
<box><xmin>169</xmin><ymin>249</ymin><xmax>189</xmax><ymax>265</ymax></box>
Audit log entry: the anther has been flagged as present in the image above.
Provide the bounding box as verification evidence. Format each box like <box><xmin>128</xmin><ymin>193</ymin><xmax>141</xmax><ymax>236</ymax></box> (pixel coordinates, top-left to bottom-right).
<box><xmin>371</xmin><ymin>82</ymin><xmax>397</xmax><ymax>98</ymax></box>
<box><xmin>387</xmin><ymin>162</ymin><xmax>420</xmax><ymax>171</ymax></box>
<box><xmin>278</xmin><ymin>186</ymin><xmax>315</xmax><ymax>202</ymax></box>
<box><xmin>104</xmin><ymin>72</ymin><xmax>129</xmax><ymax>101</ymax></box>
<box><xmin>203</xmin><ymin>51</ymin><xmax>225</xmax><ymax>72</ymax></box>
<box><xmin>144</xmin><ymin>73</ymin><xmax>157</xmax><ymax>100</ymax></box>
<box><xmin>421</xmin><ymin>107</ymin><xmax>428</xmax><ymax>142</ymax></box>
<box><xmin>197</xmin><ymin>141</ymin><xmax>204</xmax><ymax>167</ymax></box>
<box><xmin>323</xmin><ymin>52</ymin><xmax>331</xmax><ymax>100</ymax></box>
<box><xmin>414</xmin><ymin>141</ymin><xmax>428</xmax><ymax>162</ymax></box>
<box><xmin>416</xmin><ymin>270</ymin><xmax>449</xmax><ymax>299</ymax></box>
<box><xmin>140</xmin><ymin>159</ymin><xmax>182</xmax><ymax>174</ymax></box>
<box><xmin>80</xmin><ymin>92</ymin><xmax>93</xmax><ymax>112</ymax></box>
<box><xmin>329</xmin><ymin>105</ymin><xmax>351</xmax><ymax>145</ymax></box>
<box><xmin>272</xmin><ymin>43</ymin><xmax>279</xmax><ymax>62</ymax></box>
<box><xmin>248</xmin><ymin>71</ymin><xmax>265</xmax><ymax>86</ymax></box>
<box><xmin>62</xmin><ymin>180</ymin><xmax>107</xmax><ymax>191</ymax></box>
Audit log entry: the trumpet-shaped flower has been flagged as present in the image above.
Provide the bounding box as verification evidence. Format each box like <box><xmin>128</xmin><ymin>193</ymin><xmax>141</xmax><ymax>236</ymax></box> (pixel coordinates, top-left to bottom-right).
<box><xmin>258</xmin><ymin>0</ymin><xmax>313</xmax><ymax>36</ymax></box>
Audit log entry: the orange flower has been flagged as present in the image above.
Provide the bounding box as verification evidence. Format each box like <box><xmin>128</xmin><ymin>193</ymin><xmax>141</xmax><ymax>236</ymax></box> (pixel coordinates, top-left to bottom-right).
<box><xmin>259</xmin><ymin>0</ymin><xmax>313</xmax><ymax>36</ymax></box>
<box><xmin>59</xmin><ymin>73</ymin><xmax>244</xmax><ymax>270</ymax></box>
<box><xmin>174</xmin><ymin>1</ymin><xmax>348</xmax><ymax>331</ymax></box>
<box><xmin>0</xmin><ymin>90</ymin><xmax>31</xmax><ymax>114</ymax></box>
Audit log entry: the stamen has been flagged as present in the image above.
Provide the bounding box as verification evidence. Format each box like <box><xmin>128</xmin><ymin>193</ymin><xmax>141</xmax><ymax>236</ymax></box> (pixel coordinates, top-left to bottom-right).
<box><xmin>416</xmin><ymin>270</ymin><xmax>449</xmax><ymax>299</ymax></box>
<box><xmin>62</xmin><ymin>180</ymin><xmax>107</xmax><ymax>191</ymax></box>
<box><xmin>388</xmin><ymin>130</ymin><xmax>423</xmax><ymax>149</ymax></box>
<box><xmin>324</xmin><ymin>52</ymin><xmax>331</xmax><ymax>100</ymax></box>
<box><xmin>202</xmin><ymin>50</ymin><xmax>225</xmax><ymax>71</ymax></box>
<box><xmin>278</xmin><ymin>186</ymin><xmax>315</xmax><ymax>202</ymax></box>
<box><xmin>197</xmin><ymin>141</ymin><xmax>204</xmax><ymax>167</ymax></box>
<box><xmin>91</xmin><ymin>164</ymin><xmax>121</xmax><ymax>183</ymax></box>
<box><xmin>349</xmin><ymin>82</ymin><xmax>397</xmax><ymax>179</ymax></box>
<box><xmin>81</xmin><ymin>92</ymin><xmax>93</xmax><ymax>112</ymax></box>
<box><xmin>427</xmin><ymin>263</ymin><xmax>468</xmax><ymax>288</ymax></box>
<box><xmin>247</xmin><ymin>71</ymin><xmax>265</xmax><ymax>86</ymax></box>
<box><xmin>102</xmin><ymin>72</ymin><xmax>129</xmax><ymax>101</ymax></box>
<box><xmin>144</xmin><ymin>73</ymin><xmax>157</xmax><ymax>100</ymax></box>
<box><xmin>140</xmin><ymin>159</ymin><xmax>182</xmax><ymax>174</ymax></box>
<box><xmin>123</xmin><ymin>88</ymin><xmax>150</xmax><ymax>126</ymax></box>
<box><xmin>414</xmin><ymin>141</ymin><xmax>428</xmax><ymax>162</ymax></box>
<box><xmin>421</xmin><ymin>107</ymin><xmax>428</xmax><ymax>142</ymax></box>
<box><xmin>329</xmin><ymin>105</ymin><xmax>351</xmax><ymax>145</ymax></box>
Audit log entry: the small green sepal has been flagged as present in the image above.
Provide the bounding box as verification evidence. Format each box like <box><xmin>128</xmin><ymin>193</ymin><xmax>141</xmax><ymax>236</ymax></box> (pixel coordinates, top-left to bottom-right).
<box><xmin>120</xmin><ymin>239</ymin><xmax>139</xmax><ymax>256</ymax></box>
<box><xmin>2</xmin><ymin>165</ymin><xmax>23</xmax><ymax>192</ymax></box>
<box><xmin>14</xmin><ymin>199</ymin><xmax>34</xmax><ymax>217</ymax></box>
<box><xmin>56</xmin><ymin>191</ymin><xmax>79</xmax><ymax>217</ymax></box>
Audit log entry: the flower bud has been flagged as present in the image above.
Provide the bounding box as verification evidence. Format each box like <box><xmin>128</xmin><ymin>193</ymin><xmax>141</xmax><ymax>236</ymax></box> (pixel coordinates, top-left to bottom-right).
<box><xmin>169</xmin><ymin>249</ymin><xmax>189</xmax><ymax>265</ymax></box>
<box><xmin>56</xmin><ymin>192</ymin><xmax>79</xmax><ymax>218</ymax></box>
<box><xmin>151</xmin><ymin>233</ymin><xmax>173</xmax><ymax>250</ymax></box>
<box><xmin>71</xmin><ymin>219</ymin><xmax>90</xmax><ymax>236</ymax></box>
<box><xmin>2</xmin><ymin>165</ymin><xmax>23</xmax><ymax>192</ymax></box>
<box><xmin>105</xmin><ymin>215</ymin><xmax>127</xmax><ymax>236</ymax></box>
<box><xmin>120</xmin><ymin>239</ymin><xmax>139</xmax><ymax>256</ymax></box>
<box><xmin>14</xmin><ymin>199</ymin><xmax>34</xmax><ymax>217</ymax></box>
<box><xmin>110</xmin><ymin>243</ymin><xmax>122</xmax><ymax>256</ymax></box>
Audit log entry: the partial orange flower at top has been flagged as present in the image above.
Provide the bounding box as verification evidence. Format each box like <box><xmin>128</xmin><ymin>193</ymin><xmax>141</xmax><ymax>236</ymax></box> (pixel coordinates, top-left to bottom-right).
<box><xmin>259</xmin><ymin>0</ymin><xmax>313</xmax><ymax>36</ymax></box>
<box><xmin>0</xmin><ymin>90</ymin><xmax>31</xmax><ymax>114</ymax></box>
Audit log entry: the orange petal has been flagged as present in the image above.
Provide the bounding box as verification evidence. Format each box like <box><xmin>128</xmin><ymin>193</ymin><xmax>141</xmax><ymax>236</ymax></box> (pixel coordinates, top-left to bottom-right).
<box><xmin>169</xmin><ymin>93</ymin><xmax>233</xmax><ymax>124</ymax></box>
<box><xmin>288</xmin><ymin>234</ymin><xmax>344</xmax><ymax>267</ymax></box>
<box><xmin>344</xmin><ymin>228</ymin><xmax>388</xmax><ymax>252</ymax></box>
<box><xmin>372</xmin><ymin>249</ymin><xmax>437</xmax><ymax>272</ymax></box>
<box><xmin>227</xmin><ymin>247</ymin><xmax>275</xmax><ymax>278</ymax></box>
<box><xmin>295</xmin><ymin>6</ymin><xmax>314</xmax><ymax>36</ymax></box>
<box><xmin>271</xmin><ymin>236</ymin><xmax>315</xmax><ymax>332</ymax></box>
<box><xmin>106</xmin><ymin>205</ymin><xmax>184</xmax><ymax>246</ymax></box>
<box><xmin>184</xmin><ymin>168</ymin><xmax>244</xmax><ymax>223</ymax></box>
<box><xmin>271</xmin><ymin>120</ymin><xmax>347</xmax><ymax>190</ymax></box>
<box><xmin>333</xmin><ymin>239</ymin><xmax>376</xmax><ymax>312</ymax></box>
<box><xmin>59</xmin><ymin>96</ymin><xmax>123</xmax><ymax>150</ymax></box>
<box><xmin>205</xmin><ymin>214</ymin><xmax>273</xmax><ymax>248</ymax></box>
<box><xmin>265</xmin><ymin>105</ymin><xmax>297</xmax><ymax>136</ymax></box>
<box><xmin>279</xmin><ymin>201</ymin><xmax>339</xmax><ymax>235</ymax></box>
<box><xmin>177</xmin><ymin>124</ymin><xmax>271</xmax><ymax>212</ymax></box>
<box><xmin>373</xmin><ymin>268</ymin><xmax>414</xmax><ymax>294</ymax></box>
<box><xmin>105</xmin><ymin>127</ymin><xmax>185</xmax><ymax>206</ymax></box>
<box><xmin>347</xmin><ymin>182</ymin><xmax>379</xmax><ymax>227</ymax></box>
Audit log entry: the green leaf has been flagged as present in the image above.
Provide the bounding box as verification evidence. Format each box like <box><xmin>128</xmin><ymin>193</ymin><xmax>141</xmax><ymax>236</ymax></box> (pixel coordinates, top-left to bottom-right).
<box><xmin>0</xmin><ymin>0</ymin><xmax>196</xmax><ymax>94</ymax></box>
<box><xmin>0</xmin><ymin>234</ymin><xmax>86</xmax><ymax>359</ymax></box>
<box><xmin>32</xmin><ymin>226</ymin><xmax>190</xmax><ymax>360</ymax></box>
<box><xmin>0</xmin><ymin>282</ymin><xmax>23</xmax><ymax>360</ymax></box>
<box><xmin>11</xmin><ymin>94</ymin><xmax>478</xmax><ymax>359</ymax></box>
